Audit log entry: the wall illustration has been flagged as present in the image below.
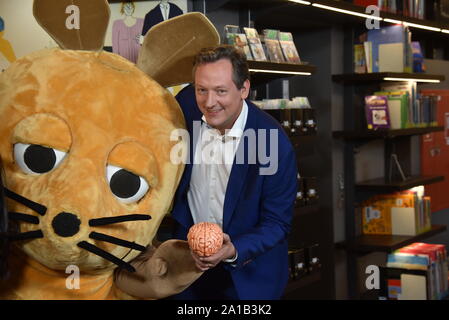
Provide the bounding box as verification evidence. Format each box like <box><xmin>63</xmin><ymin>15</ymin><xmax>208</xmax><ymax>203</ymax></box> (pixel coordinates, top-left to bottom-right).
<box><xmin>112</xmin><ymin>1</ymin><xmax>144</xmax><ymax>63</ymax></box>
<box><xmin>0</xmin><ymin>16</ymin><xmax>17</xmax><ymax>72</ymax></box>
<box><xmin>141</xmin><ymin>0</ymin><xmax>183</xmax><ymax>37</ymax></box>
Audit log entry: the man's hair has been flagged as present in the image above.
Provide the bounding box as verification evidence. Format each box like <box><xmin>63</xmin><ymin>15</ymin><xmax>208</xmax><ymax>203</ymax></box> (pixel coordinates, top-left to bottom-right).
<box><xmin>193</xmin><ymin>45</ymin><xmax>250</xmax><ymax>89</ymax></box>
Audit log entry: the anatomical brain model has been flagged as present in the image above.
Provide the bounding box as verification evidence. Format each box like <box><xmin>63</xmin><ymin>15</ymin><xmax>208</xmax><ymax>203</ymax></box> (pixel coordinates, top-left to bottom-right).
<box><xmin>0</xmin><ymin>0</ymin><xmax>219</xmax><ymax>299</ymax></box>
<box><xmin>188</xmin><ymin>222</ymin><xmax>224</xmax><ymax>257</ymax></box>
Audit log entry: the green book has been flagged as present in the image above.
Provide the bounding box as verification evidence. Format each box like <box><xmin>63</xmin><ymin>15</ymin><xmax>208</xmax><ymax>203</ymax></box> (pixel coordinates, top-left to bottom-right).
<box><xmin>375</xmin><ymin>91</ymin><xmax>409</xmax><ymax>129</ymax></box>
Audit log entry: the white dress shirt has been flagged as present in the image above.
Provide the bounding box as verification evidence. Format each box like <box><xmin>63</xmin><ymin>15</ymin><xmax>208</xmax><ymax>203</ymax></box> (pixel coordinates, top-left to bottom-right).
<box><xmin>159</xmin><ymin>2</ymin><xmax>170</xmax><ymax>21</ymax></box>
<box><xmin>187</xmin><ymin>101</ymin><xmax>248</xmax><ymax>229</ymax></box>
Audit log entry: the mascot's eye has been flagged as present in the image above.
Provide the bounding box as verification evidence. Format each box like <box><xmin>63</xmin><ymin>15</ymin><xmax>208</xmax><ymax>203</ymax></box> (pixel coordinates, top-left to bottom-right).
<box><xmin>14</xmin><ymin>143</ymin><xmax>67</xmax><ymax>174</ymax></box>
<box><xmin>106</xmin><ymin>165</ymin><xmax>150</xmax><ymax>204</ymax></box>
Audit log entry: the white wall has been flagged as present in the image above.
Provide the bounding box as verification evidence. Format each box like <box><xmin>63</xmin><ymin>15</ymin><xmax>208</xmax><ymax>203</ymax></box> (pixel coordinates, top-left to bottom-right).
<box><xmin>0</xmin><ymin>0</ymin><xmax>56</xmax><ymax>70</ymax></box>
<box><xmin>0</xmin><ymin>0</ymin><xmax>187</xmax><ymax>70</ymax></box>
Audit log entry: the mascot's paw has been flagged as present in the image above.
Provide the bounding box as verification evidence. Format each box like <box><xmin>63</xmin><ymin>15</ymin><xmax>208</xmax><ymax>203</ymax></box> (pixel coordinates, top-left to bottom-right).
<box><xmin>114</xmin><ymin>240</ymin><xmax>203</xmax><ymax>299</ymax></box>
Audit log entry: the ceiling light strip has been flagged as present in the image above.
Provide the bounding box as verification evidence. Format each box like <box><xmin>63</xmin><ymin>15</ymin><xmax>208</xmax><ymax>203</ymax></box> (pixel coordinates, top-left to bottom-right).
<box><xmin>402</xmin><ymin>22</ymin><xmax>441</xmax><ymax>32</ymax></box>
<box><xmin>383</xmin><ymin>18</ymin><xmax>403</xmax><ymax>24</ymax></box>
<box><xmin>287</xmin><ymin>1</ymin><xmax>449</xmax><ymax>34</ymax></box>
<box><xmin>288</xmin><ymin>0</ymin><xmax>312</xmax><ymax>5</ymax></box>
<box><xmin>383</xmin><ymin>77</ymin><xmax>441</xmax><ymax>83</ymax></box>
<box><xmin>311</xmin><ymin>3</ymin><xmax>382</xmax><ymax>20</ymax></box>
<box><xmin>249</xmin><ymin>68</ymin><xmax>312</xmax><ymax>75</ymax></box>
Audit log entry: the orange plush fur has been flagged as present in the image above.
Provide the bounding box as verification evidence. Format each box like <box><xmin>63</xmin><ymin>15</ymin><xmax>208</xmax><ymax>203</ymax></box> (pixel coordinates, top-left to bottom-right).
<box><xmin>0</xmin><ymin>48</ymin><xmax>188</xmax><ymax>299</ymax></box>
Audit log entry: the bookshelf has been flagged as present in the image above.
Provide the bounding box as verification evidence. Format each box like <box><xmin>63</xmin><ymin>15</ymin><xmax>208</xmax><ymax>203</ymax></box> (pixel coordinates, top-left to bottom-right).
<box><xmin>333</xmin><ymin>56</ymin><xmax>447</xmax><ymax>299</ymax></box>
<box><xmin>332</xmin><ymin>72</ymin><xmax>446</xmax><ymax>84</ymax></box>
<box><xmin>283</xmin><ymin>271</ymin><xmax>321</xmax><ymax>299</ymax></box>
<box><xmin>338</xmin><ymin>224</ymin><xmax>447</xmax><ymax>253</ymax></box>
<box><xmin>247</xmin><ymin>60</ymin><xmax>317</xmax><ymax>86</ymax></box>
<box><xmin>333</xmin><ymin>126</ymin><xmax>444</xmax><ymax>139</ymax></box>
<box><xmin>355</xmin><ymin>175</ymin><xmax>444</xmax><ymax>192</ymax></box>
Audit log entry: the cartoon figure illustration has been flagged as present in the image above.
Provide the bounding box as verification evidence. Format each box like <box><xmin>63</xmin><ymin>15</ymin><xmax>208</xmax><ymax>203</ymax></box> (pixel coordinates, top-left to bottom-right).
<box><xmin>0</xmin><ymin>0</ymin><xmax>219</xmax><ymax>300</ymax></box>
<box><xmin>141</xmin><ymin>0</ymin><xmax>183</xmax><ymax>37</ymax></box>
<box><xmin>0</xmin><ymin>17</ymin><xmax>17</xmax><ymax>71</ymax></box>
<box><xmin>112</xmin><ymin>1</ymin><xmax>144</xmax><ymax>63</ymax></box>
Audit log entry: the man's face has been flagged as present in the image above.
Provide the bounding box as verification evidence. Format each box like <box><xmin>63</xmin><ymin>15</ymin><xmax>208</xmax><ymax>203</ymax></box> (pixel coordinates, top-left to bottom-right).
<box><xmin>194</xmin><ymin>59</ymin><xmax>250</xmax><ymax>134</ymax></box>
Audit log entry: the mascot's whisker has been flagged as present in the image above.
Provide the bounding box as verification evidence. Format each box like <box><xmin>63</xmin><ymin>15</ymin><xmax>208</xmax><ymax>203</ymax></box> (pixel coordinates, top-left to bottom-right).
<box><xmin>89</xmin><ymin>231</ymin><xmax>146</xmax><ymax>252</ymax></box>
<box><xmin>4</xmin><ymin>188</ymin><xmax>47</xmax><ymax>216</ymax></box>
<box><xmin>77</xmin><ymin>241</ymin><xmax>136</xmax><ymax>273</ymax></box>
<box><xmin>8</xmin><ymin>212</ymin><xmax>40</xmax><ymax>225</ymax></box>
<box><xmin>8</xmin><ymin>230</ymin><xmax>43</xmax><ymax>241</ymax></box>
<box><xmin>88</xmin><ymin>214</ymin><xmax>151</xmax><ymax>227</ymax></box>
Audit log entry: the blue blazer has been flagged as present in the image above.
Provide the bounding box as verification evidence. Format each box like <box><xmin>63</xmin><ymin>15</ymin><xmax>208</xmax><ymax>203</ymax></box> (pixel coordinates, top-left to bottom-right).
<box><xmin>172</xmin><ymin>86</ymin><xmax>298</xmax><ymax>299</ymax></box>
<box><xmin>141</xmin><ymin>3</ymin><xmax>183</xmax><ymax>36</ymax></box>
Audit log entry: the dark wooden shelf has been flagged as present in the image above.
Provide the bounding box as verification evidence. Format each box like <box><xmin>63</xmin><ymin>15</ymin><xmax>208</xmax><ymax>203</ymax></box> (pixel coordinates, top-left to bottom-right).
<box><xmin>338</xmin><ymin>224</ymin><xmax>447</xmax><ymax>253</ymax></box>
<box><xmin>284</xmin><ymin>271</ymin><xmax>321</xmax><ymax>295</ymax></box>
<box><xmin>333</xmin><ymin>126</ymin><xmax>444</xmax><ymax>140</ymax></box>
<box><xmin>248</xmin><ymin>60</ymin><xmax>316</xmax><ymax>86</ymax></box>
<box><xmin>356</xmin><ymin>175</ymin><xmax>444</xmax><ymax>192</ymax></box>
<box><xmin>332</xmin><ymin>72</ymin><xmax>446</xmax><ymax>84</ymax></box>
<box><xmin>294</xmin><ymin>204</ymin><xmax>320</xmax><ymax>215</ymax></box>
<box><xmin>208</xmin><ymin>0</ymin><xmax>449</xmax><ymax>34</ymax></box>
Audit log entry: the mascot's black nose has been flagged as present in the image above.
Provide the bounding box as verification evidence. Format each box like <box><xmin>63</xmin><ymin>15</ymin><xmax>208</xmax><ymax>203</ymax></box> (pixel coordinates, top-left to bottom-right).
<box><xmin>52</xmin><ymin>212</ymin><xmax>81</xmax><ymax>237</ymax></box>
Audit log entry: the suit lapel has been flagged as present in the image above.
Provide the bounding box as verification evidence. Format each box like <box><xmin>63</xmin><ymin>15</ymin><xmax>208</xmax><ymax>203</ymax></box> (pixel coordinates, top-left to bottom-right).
<box><xmin>223</xmin><ymin>101</ymin><xmax>256</xmax><ymax>232</ymax></box>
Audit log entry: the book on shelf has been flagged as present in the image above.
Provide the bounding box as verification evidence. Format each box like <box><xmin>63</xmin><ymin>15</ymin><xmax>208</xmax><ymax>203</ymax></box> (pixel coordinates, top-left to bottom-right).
<box><xmin>366</xmin><ymin>25</ymin><xmax>412</xmax><ymax>73</ymax></box>
<box><xmin>224</xmin><ymin>25</ymin><xmax>253</xmax><ymax>60</ymax></box>
<box><xmin>263</xmin><ymin>29</ymin><xmax>286</xmax><ymax>63</ymax></box>
<box><xmin>378</xmin><ymin>42</ymin><xmax>404</xmax><ymax>72</ymax></box>
<box><xmin>278</xmin><ymin>31</ymin><xmax>301</xmax><ymax>64</ymax></box>
<box><xmin>439</xmin><ymin>0</ymin><xmax>449</xmax><ymax>22</ymax></box>
<box><xmin>364</xmin><ymin>41</ymin><xmax>373</xmax><ymax>73</ymax></box>
<box><xmin>378</xmin><ymin>82</ymin><xmax>439</xmax><ymax>128</ymax></box>
<box><xmin>411</xmin><ymin>41</ymin><xmax>425</xmax><ymax>73</ymax></box>
<box><xmin>380</xmin><ymin>81</ymin><xmax>415</xmax><ymax>127</ymax></box>
<box><xmin>353</xmin><ymin>0</ymin><xmax>426</xmax><ymax>19</ymax></box>
<box><xmin>354</xmin><ymin>44</ymin><xmax>367</xmax><ymax>73</ymax></box>
<box><xmin>365</xmin><ymin>95</ymin><xmax>390</xmax><ymax>130</ymax></box>
<box><xmin>353</xmin><ymin>0</ymin><xmax>378</xmax><ymax>6</ymax></box>
<box><xmin>243</xmin><ymin>27</ymin><xmax>267</xmax><ymax>61</ymax></box>
<box><xmin>385</xmin><ymin>242</ymin><xmax>449</xmax><ymax>300</ymax></box>
<box><xmin>362</xmin><ymin>191</ymin><xmax>432</xmax><ymax>236</ymax></box>
<box><xmin>374</xmin><ymin>91</ymin><xmax>408</xmax><ymax>129</ymax></box>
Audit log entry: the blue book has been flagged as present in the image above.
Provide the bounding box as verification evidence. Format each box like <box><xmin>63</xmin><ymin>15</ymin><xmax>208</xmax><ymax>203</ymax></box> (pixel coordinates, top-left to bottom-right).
<box><xmin>367</xmin><ymin>25</ymin><xmax>407</xmax><ymax>73</ymax></box>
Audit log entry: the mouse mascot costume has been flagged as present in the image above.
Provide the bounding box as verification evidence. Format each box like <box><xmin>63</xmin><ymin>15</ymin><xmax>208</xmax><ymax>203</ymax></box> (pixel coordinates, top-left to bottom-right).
<box><xmin>0</xmin><ymin>0</ymin><xmax>219</xmax><ymax>299</ymax></box>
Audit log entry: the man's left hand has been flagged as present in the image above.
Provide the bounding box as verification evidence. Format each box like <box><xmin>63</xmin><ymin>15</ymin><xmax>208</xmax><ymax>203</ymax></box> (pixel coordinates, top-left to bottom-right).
<box><xmin>191</xmin><ymin>233</ymin><xmax>236</xmax><ymax>271</ymax></box>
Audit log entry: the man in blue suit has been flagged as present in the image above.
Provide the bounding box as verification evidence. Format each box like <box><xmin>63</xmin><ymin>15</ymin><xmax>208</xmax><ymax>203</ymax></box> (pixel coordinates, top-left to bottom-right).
<box><xmin>172</xmin><ymin>45</ymin><xmax>298</xmax><ymax>300</ymax></box>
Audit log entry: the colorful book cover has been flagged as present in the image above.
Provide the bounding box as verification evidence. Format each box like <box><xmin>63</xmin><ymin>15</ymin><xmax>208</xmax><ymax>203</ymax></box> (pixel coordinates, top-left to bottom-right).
<box><xmin>375</xmin><ymin>91</ymin><xmax>409</xmax><ymax>129</ymax></box>
<box><xmin>367</xmin><ymin>25</ymin><xmax>407</xmax><ymax>73</ymax></box>
<box><xmin>263</xmin><ymin>29</ymin><xmax>285</xmax><ymax>63</ymax></box>
<box><xmin>411</xmin><ymin>41</ymin><xmax>425</xmax><ymax>73</ymax></box>
<box><xmin>243</xmin><ymin>27</ymin><xmax>267</xmax><ymax>61</ymax></box>
<box><xmin>364</xmin><ymin>41</ymin><xmax>373</xmax><ymax>73</ymax></box>
<box><xmin>365</xmin><ymin>95</ymin><xmax>390</xmax><ymax>130</ymax></box>
<box><xmin>234</xmin><ymin>33</ymin><xmax>253</xmax><ymax>60</ymax></box>
<box><xmin>354</xmin><ymin>44</ymin><xmax>366</xmax><ymax>73</ymax></box>
<box><xmin>388</xmin><ymin>279</ymin><xmax>401</xmax><ymax>300</ymax></box>
<box><xmin>278</xmin><ymin>31</ymin><xmax>301</xmax><ymax>64</ymax></box>
<box><xmin>224</xmin><ymin>25</ymin><xmax>253</xmax><ymax>60</ymax></box>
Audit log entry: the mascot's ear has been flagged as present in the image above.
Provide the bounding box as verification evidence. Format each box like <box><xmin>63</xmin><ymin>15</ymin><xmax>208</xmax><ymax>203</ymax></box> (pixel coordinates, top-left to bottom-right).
<box><xmin>137</xmin><ymin>12</ymin><xmax>220</xmax><ymax>88</ymax></box>
<box><xmin>33</xmin><ymin>0</ymin><xmax>110</xmax><ymax>51</ymax></box>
